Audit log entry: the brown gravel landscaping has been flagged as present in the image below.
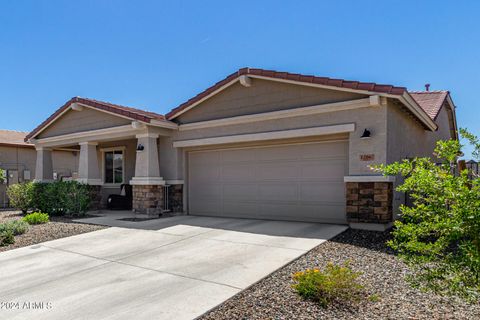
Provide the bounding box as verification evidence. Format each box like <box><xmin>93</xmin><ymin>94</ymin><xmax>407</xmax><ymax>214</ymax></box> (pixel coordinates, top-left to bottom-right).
<box><xmin>200</xmin><ymin>229</ymin><xmax>480</xmax><ymax>320</ymax></box>
<box><xmin>0</xmin><ymin>210</ymin><xmax>106</xmax><ymax>252</ymax></box>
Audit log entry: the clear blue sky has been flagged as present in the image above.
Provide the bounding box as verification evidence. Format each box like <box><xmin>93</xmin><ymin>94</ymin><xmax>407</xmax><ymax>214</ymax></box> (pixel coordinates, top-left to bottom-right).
<box><xmin>1</xmin><ymin>1</ymin><xmax>478</xmax><ymax>157</ymax></box>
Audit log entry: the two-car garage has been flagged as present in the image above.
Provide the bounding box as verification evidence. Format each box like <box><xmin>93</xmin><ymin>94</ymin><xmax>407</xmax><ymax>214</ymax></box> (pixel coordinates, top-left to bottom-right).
<box><xmin>187</xmin><ymin>139</ymin><xmax>348</xmax><ymax>224</ymax></box>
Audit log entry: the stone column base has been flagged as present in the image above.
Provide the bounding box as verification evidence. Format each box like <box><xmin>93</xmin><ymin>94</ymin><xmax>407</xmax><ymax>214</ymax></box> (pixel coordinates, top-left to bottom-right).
<box><xmin>132</xmin><ymin>185</ymin><xmax>164</xmax><ymax>216</ymax></box>
<box><xmin>346</xmin><ymin>182</ymin><xmax>393</xmax><ymax>224</ymax></box>
<box><xmin>167</xmin><ymin>184</ymin><xmax>183</xmax><ymax>212</ymax></box>
<box><xmin>88</xmin><ymin>185</ymin><xmax>103</xmax><ymax>211</ymax></box>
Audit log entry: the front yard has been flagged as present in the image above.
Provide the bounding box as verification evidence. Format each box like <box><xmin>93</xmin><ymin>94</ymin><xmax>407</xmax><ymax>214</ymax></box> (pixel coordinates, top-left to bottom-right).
<box><xmin>0</xmin><ymin>210</ymin><xmax>106</xmax><ymax>252</ymax></box>
<box><xmin>201</xmin><ymin>229</ymin><xmax>480</xmax><ymax>320</ymax></box>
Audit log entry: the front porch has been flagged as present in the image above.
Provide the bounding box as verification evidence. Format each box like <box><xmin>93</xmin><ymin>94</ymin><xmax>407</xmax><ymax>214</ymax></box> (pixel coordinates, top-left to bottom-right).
<box><xmin>32</xmin><ymin>123</ymin><xmax>183</xmax><ymax>216</ymax></box>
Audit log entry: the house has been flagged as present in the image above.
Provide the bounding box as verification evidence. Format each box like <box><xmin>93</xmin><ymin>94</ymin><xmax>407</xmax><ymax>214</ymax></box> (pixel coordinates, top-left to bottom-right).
<box><xmin>0</xmin><ymin>130</ymin><xmax>78</xmax><ymax>207</ymax></box>
<box><xmin>25</xmin><ymin>68</ymin><xmax>458</xmax><ymax>230</ymax></box>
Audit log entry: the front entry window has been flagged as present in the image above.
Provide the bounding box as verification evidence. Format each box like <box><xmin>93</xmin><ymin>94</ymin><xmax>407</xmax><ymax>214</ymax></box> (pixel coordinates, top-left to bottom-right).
<box><xmin>104</xmin><ymin>150</ymin><xmax>124</xmax><ymax>184</ymax></box>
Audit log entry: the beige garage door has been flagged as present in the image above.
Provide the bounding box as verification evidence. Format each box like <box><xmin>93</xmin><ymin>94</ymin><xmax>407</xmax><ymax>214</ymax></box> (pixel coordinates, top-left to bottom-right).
<box><xmin>188</xmin><ymin>140</ymin><xmax>348</xmax><ymax>224</ymax></box>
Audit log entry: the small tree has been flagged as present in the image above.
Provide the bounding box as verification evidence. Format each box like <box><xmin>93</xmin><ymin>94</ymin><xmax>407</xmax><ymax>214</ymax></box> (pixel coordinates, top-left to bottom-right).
<box><xmin>374</xmin><ymin>129</ymin><xmax>480</xmax><ymax>301</ymax></box>
<box><xmin>7</xmin><ymin>182</ymin><xmax>34</xmax><ymax>214</ymax></box>
<box><xmin>0</xmin><ymin>168</ymin><xmax>4</xmax><ymax>184</ymax></box>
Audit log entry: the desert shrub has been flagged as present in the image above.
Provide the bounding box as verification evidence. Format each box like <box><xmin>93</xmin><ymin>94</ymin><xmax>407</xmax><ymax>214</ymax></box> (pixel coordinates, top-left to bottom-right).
<box><xmin>0</xmin><ymin>220</ymin><xmax>29</xmax><ymax>235</ymax></box>
<box><xmin>7</xmin><ymin>182</ymin><xmax>34</xmax><ymax>213</ymax></box>
<box><xmin>23</xmin><ymin>212</ymin><xmax>49</xmax><ymax>225</ymax></box>
<box><xmin>0</xmin><ymin>230</ymin><xmax>15</xmax><ymax>246</ymax></box>
<box><xmin>31</xmin><ymin>181</ymin><xmax>91</xmax><ymax>216</ymax></box>
<box><xmin>374</xmin><ymin>129</ymin><xmax>480</xmax><ymax>301</ymax></box>
<box><xmin>292</xmin><ymin>262</ymin><xmax>365</xmax><ymax>307</ymax></box>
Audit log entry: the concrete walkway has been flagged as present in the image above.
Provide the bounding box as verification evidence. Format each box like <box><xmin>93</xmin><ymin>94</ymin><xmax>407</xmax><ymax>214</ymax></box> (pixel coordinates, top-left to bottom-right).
<box><xmin>0</xmin><ymin>215</ymin><xmax>347</xmax><ymax>320</ymax></box>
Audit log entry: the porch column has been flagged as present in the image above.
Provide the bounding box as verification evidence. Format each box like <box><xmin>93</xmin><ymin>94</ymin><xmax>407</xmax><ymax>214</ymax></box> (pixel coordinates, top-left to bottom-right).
<box><xmin>130</xmin><ymin>133</ymin><xmax>164</xmax><ymax>185</ymax></box>
<box><xmin>78</xmin><ymin>142</ymin><xmax>102</xmax><ymax>185</ymax></box>
<box><xmin>35</xmin><ymin>147</ymin><xmax>53</xmax><ymax>181</ymax></box>
<box><xmin>130</xmin><ymin>133</ymin><xmax>164</xmax><ymax>216</ymax></box>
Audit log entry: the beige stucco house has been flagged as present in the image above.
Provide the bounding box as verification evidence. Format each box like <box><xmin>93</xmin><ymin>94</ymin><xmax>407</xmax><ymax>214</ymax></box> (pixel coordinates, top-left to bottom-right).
<box><xmin>25</xmin><ymin>68</ymin><xmax>458</xmax><ymax>230</ymax></box>
<box><xmin>0</xmin><ymin>130</ymin><xmax>77</xmax><ymax>207</ymax></box>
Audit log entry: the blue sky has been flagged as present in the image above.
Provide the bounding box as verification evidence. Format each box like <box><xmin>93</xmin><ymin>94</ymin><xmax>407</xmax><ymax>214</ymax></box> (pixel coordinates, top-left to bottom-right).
<box><xmin>0</xmin><ymin>1</ymin><xmax>478</xmax><ymax>157</ymax></box>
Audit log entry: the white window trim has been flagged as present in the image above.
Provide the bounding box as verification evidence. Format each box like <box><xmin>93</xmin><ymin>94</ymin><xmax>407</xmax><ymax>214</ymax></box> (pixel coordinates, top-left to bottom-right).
<box><xmin>101</xmin><ymin>146</ymin><xmax>126</xmax><ymax>187</ymax></box>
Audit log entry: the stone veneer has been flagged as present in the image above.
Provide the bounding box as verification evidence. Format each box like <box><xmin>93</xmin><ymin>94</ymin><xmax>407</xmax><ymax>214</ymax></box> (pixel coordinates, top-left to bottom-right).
<box><xmin>88</xmin><ymin>185</ymin><xmax>103</xmax><ymax>211</ymax></box>
<box><xmin>132</xmin><ymin>185</ymin><xmax>164</xmax><ymax>216</ymax></box>
<box><xmin>167</xmin><ymin>184</ymin><xmax>183</xmax><ymax>212</ymax></box>
<box><xmin>346</xmin><ymin>182</ymin><xmax>393</xmax><ymax>224</ymax></box>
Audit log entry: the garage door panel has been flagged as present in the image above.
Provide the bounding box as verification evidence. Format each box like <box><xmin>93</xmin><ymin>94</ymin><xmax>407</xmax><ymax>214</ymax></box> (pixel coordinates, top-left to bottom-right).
<box><xmin>188</xmin><ymin>140</ymin><xmax>348</xmax><ymax>223</ymax></box>
<box><xmin>300</xmin><ymin>161</ymin><xmax>347</xmax><ymax>180</ymax></box>
<box><xmin>256</xmin><ymin>145</ymin><xmax>300</xmax><ymax>161</ymax></box>
<box><xmin>256</xmin><ymin>163</ymin><xmax>299</xmax><ymax>180</ymax></box>
<box><xmin>189</xmin><ymin>184</ymin><xmax>222</xmax><ymax>198</ymax></box>
<box><xmin>189</xmin><ymin>166</ymin><xmax>220</xmax><ymax>182</ymax></box>
<box><xmin>223</xmin><ymin>184</ymin><xmax>258</xmax><ymax>199</ymax></box>
<box><xmin>221</xmin><ymin>164</ymin><xmax>257</xmax><ymax>181</ymax></box>
<box><xmin>258</xmin><ymin>184</ymin><xmax>298</xmax><ymax>201</ymax></box>
<box><xmin>221</xmin><ymin>149</ymin><xmax>255</xmax><ymax>163</ymax></box>
<box><xmin>299</xmin><ymin>183</ymin><xmax>344</xmax><ymax>201</ymax></box>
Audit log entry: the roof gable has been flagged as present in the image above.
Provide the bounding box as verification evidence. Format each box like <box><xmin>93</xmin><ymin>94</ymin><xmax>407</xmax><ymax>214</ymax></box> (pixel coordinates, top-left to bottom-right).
<box><xmin>166</xmin><ymin>67</ymin><xmax>409</xmax><ymax>120</ymax></box>
<box><xmin>26</xmin><ymin>97</ymin><xmax>166</xmax><ymax>141</ymax></box>
<box><xmin>37</xmin><ymin>106</ymin><xmax>133</xmax><ymax>139</ymax></box>
<box><xmin>175</xmin><ymin>78</ymin><xmax>368</xmax><ymax>124</ymax></box>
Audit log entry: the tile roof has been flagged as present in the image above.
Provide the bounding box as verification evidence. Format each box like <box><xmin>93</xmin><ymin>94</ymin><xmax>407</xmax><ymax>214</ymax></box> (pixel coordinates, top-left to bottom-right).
<box><xmin>26</xmin><ymin>97</ymin><xmax>166</xmax><ymax>141</ymax></box>
<box><xmin>166</xmin><ymin>67</ymin><xmax>409</xmax><ymax>119</ymax></box>
<box><xmin>0</xmin><ymin>130</ymin><xmax>33</xmax><ymax>148</ymax></box>
<box><xmin>409</xmin><ymin>91</ymin><xmax>449</xmax><ymax>120</ymax></box>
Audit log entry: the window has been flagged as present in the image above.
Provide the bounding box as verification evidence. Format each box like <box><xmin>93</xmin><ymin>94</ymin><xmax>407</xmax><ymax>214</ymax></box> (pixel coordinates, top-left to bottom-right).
<box><xmin>104</xmin><ymin>150</ymin><xmax>124</xmax><ymax>184</ymax></box>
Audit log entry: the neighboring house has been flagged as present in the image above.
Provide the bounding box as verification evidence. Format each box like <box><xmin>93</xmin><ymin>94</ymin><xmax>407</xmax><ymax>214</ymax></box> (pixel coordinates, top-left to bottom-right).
<box><xmin>25</xmin><ymin>68</ymin><xmax>458</xmax><ymax>230</ymax></box>
<box><xmin>0</xmin><ymin>130</ymin><xmax>78</xmax><ymax>207</ymax></box>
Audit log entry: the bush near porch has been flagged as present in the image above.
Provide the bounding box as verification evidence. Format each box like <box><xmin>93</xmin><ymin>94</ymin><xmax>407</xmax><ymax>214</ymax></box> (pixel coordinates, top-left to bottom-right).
<box><xmin>7</xmin><ymin>181</ymin><xmax>91</xmax><ymax>216</ymax></box>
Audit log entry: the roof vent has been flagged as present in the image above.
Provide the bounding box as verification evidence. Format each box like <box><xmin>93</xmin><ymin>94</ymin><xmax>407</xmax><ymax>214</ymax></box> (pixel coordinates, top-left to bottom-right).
<box><xmin>425</xmin><ymin>83</ymin><xmax>430</xmax><ymax>91</ymax></box>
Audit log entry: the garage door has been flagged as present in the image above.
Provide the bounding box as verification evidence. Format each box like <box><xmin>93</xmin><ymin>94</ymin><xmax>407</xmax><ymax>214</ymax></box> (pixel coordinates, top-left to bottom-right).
<box><xmin>188</xmin><ymin>140</ymin><xmax>348</xmax><ymax>224</ymax></box>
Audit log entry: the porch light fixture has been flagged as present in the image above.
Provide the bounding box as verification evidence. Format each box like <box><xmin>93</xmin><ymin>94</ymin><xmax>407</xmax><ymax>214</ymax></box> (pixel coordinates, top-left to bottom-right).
<box><xmin>360</xmin><ymin>129</ymin><xmax>371</xmax><ymax>139</ymax></box>
<box><xmin>136</xmin><ymin>144</ymin><xmax>144</xmax><ymax>151</ymax></box>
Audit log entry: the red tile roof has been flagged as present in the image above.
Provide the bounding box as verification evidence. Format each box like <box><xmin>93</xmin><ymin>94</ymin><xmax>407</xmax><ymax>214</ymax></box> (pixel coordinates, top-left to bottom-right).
<box><xmin>0</xmin><ymin>130</ymin><xmax>34</xmax><ymax>148</ymax></box>
<box><xmin>26</xmin><ymin>97</ymin><xmax>166</xmax><ymax>141</ymax></box>
<box><xmin>166</xmin><ymin>67</ymin><xmax>409</xmax><ymax>119</ymax></box>
<box><xmin>409</xmin><ymin>91</ymin><xmax>449</xmax><ymax>120</ymax></box>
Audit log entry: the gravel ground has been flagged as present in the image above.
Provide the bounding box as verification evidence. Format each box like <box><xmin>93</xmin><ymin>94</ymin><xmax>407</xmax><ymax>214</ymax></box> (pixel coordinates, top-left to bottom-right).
<box><xmin>0</xmin><ymin>210</ymin><xmax>106</xmax><ymax>252</ymax></box>
<box><xmin>201</xmin><ymin>229</ymin><xmax>479</xmax><ymax>320</ymax></box>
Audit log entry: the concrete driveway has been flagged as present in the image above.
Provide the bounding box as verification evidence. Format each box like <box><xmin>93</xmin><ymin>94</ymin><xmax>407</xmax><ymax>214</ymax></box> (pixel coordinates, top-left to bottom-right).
<box><xmin>0</xmin><ymin>216</ymin><xmax>347</xmax><ymax>320</ymax></box>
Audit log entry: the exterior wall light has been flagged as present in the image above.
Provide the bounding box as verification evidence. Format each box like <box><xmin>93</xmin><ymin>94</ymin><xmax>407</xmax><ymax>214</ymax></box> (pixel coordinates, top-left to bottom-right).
<box><xmin>136</xmin><ymin>144</ymin><xmax>144</xmax><ymax>151</ymax></box>
<box><xmin>360</xmin><ymin>129</ymin><xmax>371</xmax><ymax>139</ymax></box>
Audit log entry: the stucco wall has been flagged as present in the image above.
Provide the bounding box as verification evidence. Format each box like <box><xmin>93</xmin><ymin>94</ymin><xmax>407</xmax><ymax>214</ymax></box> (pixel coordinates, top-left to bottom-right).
<box><xmin>176</xmin><ymin>79</ymin><xmax>366</xmax><ymax>124</ymax></box>
<box><xmin>386</xmin><ymin>100</ymin><xmax>454</xmax><ymax>215</ymax></box>
<box><xmin>386</xmin><ymin>101</ymin><xmax>453</xmax><ymax>163</ymax></box>
<box><xmin>159</xmin><ymin>136</ymin><xmax>183</xmax><ymax>180</ymax></box>
<box><xmin>38</xmin><ymin>107</ymin><xmax>131</xmax><ymax>139</ymax></box>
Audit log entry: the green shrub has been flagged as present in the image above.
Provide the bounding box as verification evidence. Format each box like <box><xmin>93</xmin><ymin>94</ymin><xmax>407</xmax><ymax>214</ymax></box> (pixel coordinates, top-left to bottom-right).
<box><xmin>0</xmin><ymin>230</ymin><xmax>15</xmax><ymax>246</ymax></box>
<box><xmin>374</xmin><ymin>128</ymin><xmax>480</xmax><ymax>301</ymax></box>
<box><xmin>23</xmin><ymin>212</ymin><xmax>49</xmax><ymax>225</ymax></box>
<box><xmin>6</xmin><ymin>182</ymin><xmax>34</xmax><ymax>213</ymax></box>
<box><xmin>0</xmin><ymin>220</ymin><xmax>29</xmax><ymax>235</ymax></box>
<box><xmin>292</xmin><ymin>262</ymin><xmax>365</xmax><ymax>307</ymax></box>
<box><xmin>31</xmin><ymin>181</ymin><xmax>92</xmax><ymax>216</ymax></box>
